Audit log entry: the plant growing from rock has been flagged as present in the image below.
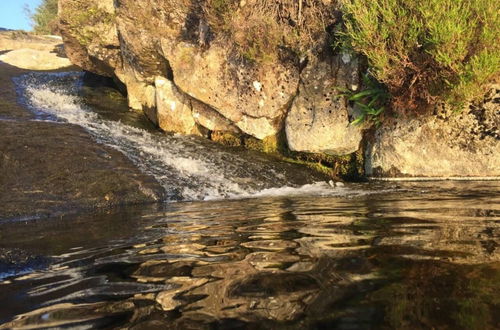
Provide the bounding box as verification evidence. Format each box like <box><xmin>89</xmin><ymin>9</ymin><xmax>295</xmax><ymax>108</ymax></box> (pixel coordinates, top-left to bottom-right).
<box><xmin>338</xmin><ymin>73</ymin><xmax>389</xmax><ymax>126</ymax></box>
<box><xmin>339</xmin><ymin>0</ymin><xmax>500</xmax><ymax>114</ymax></box>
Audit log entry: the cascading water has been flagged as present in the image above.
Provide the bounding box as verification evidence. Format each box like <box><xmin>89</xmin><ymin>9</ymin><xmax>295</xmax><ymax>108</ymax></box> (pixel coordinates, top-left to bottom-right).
<box><xmin>14</xmin><ymin>72</ymin><xmax>383</xmax><ymax>202</ymax></box>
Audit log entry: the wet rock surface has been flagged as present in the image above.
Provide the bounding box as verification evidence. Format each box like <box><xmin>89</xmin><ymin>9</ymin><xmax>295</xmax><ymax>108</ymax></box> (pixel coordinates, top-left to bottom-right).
<box><xmin>0</xmin><ymin>119</ymin><xmax>163</xmax><ymax>219</ymax></box>
<box><xmin>0</xmin><ymin>61</ymin><xmax>164</xmax><ymax>220</ymax></box>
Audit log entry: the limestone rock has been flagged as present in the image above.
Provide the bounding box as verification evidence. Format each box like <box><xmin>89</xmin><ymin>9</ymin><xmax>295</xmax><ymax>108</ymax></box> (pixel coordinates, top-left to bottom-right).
<box><xmin>151</xmin><ymin>76</ymin><xmax>240</xmax><ymax>135</ymax></box>
<box><xmin>191</xmin><ymin>99</ymin><xmax>240</xmax><ymax>134</ymax></box>
<box><xmin>366</xmin><ymin>86</ymin><xmax>500</xmax><ymax>177</ymax></box>
<box><xmin>162</xmin><ymin>42</ymin><xmax>299</xmax><ymax>139</ymax></box>
<box><xmin>58</xmin><ymin>0</ymin><xmax>306</xmax><ymax>139</ymax></box>
<box><xmin>285</xmin><ymin>55</ymin><xmax>363</xmax><ymax>155</ymax></box>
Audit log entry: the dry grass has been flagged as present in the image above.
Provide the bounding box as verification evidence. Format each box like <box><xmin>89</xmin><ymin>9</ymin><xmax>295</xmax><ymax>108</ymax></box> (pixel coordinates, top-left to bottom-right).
<box><xmin>204</xmin><ymin>0</ymin><xmax>337</xmax><ymax>64</ymax></box>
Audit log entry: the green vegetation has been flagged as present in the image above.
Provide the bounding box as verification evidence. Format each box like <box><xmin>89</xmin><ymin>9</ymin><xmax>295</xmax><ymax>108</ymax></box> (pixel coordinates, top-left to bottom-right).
<box><xmin>338</xmin><ymin>73</ymin><xmax>389</xmax><ymax>126</ymax></box>
<box><xmin>211</xmin><ymin>130</ymin><xmax>365</xmax><ymax>180</ymax></box>
<box><xmin>27</xmin><ymin>0</ymin><xmax>58</xmax><ymax>34</ymax></box>
<box><xmin>339</xmin><ymin>0</ymin><xmax>500</xmax><ymax>112</ymax></box>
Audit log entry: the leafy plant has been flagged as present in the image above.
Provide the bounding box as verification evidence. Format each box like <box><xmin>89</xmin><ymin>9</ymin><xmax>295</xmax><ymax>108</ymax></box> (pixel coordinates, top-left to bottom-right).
<box><xmin>339</xmin><ymin>0</ymin><xmax>500</xmax><ymax>113</ymax></box>
<box><xmin>338</xmin><ymin>73</ymin><xmax>389</xmax><ymax>126</ymax></box>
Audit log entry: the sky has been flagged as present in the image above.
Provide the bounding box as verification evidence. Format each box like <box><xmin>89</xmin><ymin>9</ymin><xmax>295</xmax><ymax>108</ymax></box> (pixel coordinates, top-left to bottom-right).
<box><xmin>0</xmin><ymin>0</ymin><xmax>42</xmax><ymax>31</ymax></box>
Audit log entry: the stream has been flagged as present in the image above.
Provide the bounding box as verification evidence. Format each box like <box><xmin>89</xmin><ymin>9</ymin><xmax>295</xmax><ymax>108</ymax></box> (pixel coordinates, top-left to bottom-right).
<box><xmin>0</xmin><ymin>72</ymin><xmax>498</xmax><ymax>329</ymax></box>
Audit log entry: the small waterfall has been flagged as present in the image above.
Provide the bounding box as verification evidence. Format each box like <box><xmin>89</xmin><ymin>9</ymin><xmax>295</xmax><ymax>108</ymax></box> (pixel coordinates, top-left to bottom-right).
<box><xmin>14</xmin><ymin>72</ymin><xmax>364</xmax><ymax>201</ymax></box>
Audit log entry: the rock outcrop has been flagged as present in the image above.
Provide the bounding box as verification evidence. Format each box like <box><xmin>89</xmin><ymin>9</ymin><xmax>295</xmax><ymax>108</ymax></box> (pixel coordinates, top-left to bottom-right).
<box><xmin>58</xmin><ymin>0</ymin><xmax>499</xmax><ymax>178</ymax></box>
<box><xmin>286</xmin><ymin>53</ymin><xmax>362</xmax><ymax>155</ymax></box>
<box><xmin>366</xmin><ymin>85</ymin><xmax>500</xmax><ymax>177</ymax></box>
<box><xmin>0</xmin><ymin>59</ymin><xmax>165</xmax><ymax>220</ymax></box>
<box><xmin>0</xmin><ymin>31</ymin><xmax>72</xmax><ymax>70</ymax></box>
<box><xmin>58</xmin><ymin>0</ymin><xmax>361</xmax><ymax>155</ymax></box>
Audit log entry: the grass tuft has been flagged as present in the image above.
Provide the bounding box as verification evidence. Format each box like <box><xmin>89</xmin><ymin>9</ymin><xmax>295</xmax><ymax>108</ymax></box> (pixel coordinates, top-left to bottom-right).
<box><xmin>338</xmin><ymin>73</ymin><xmax>389</xmax><ymax>126</ymax></box>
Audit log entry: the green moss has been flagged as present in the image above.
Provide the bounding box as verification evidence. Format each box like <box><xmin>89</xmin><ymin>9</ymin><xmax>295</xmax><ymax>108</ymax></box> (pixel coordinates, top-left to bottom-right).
<box><xmin>243</xmin><ymin>135</ymin><xmax>280</xmax><ymax>154</ymax></box>
<box><xmin>282</xmin><ymin>157</ymin><xmax>334</xmax><ymax>178</ymax></box>
<box><xmin>211</xmin><ymin>129</ymin><xmax>365</xmax><ymax>181</ymax></box>
<box><xmin>210</xmin><ymin>131</ymin><xmax>242</xmax><ymax>147</ymax></box>
<box><xmin>273</xmin><ymin>128</ymin><xmax>365</xmax><ymax>180</ymax></box>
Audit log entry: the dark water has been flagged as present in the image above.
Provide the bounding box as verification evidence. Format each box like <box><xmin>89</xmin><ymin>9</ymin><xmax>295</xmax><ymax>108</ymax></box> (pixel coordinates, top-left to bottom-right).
<box><xmin>1</xmin><ymin>181</ymin><xmax>498</xmax><ymax>329</ymax></box>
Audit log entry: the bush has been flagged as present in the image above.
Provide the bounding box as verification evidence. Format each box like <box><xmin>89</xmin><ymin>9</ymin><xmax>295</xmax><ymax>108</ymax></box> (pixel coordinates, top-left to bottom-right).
<box><xmin>340</xmin><ymin>0</ymin><xmax>500</xmax><ymax>113</ymax></box>
<box><xmin>28</xmin><ymin>0</ymin><xmax>59</xmax><ymax>35</ymax></box>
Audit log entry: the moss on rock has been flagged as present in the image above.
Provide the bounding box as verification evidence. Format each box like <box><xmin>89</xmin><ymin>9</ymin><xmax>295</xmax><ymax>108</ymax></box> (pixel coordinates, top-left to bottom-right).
<box><xmin>209</xmin><ymin>127</ymin><xmax>365</xmax><ymax>181</ymax></box>
<box><xmin>210</xmin><ymin>131</ymin><xmax>242</xmax><ymax>147</ymax></box>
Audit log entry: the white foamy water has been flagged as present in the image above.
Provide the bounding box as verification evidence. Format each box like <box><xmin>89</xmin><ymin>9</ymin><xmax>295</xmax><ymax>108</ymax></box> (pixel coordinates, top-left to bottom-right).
<box><xmin>15</xmin><ymin>72</ymin><xmax>373</xmax><ymax>201</ymax></box>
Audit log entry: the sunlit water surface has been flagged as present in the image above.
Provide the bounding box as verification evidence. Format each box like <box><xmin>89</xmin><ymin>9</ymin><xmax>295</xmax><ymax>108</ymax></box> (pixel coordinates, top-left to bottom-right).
<box><xmin>0</xmin><ymin>73</ymin><xmax>498</xmax><ymax>329</ymax></box>
<box><xmin>1</xmin><ymin>182</ymin><xmax>499</xmax><ymax>329</ymax></box>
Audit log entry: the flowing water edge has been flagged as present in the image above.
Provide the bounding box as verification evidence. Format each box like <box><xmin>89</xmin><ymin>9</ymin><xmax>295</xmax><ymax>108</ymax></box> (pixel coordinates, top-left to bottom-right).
<box><xmin>0</xmin><ymin>73</ymin><xmax>498</xmax><ymax>329</ymax></box>
<box><xmin>13</xmin><ymin>72</ymin><xmax>344</xmax><ymax>202</ymax></box>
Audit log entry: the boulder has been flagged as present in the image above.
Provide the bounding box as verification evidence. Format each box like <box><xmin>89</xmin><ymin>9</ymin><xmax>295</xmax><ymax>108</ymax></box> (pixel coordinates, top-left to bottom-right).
<box><xmin>155</xmin><ymin>76</ymin><xmax>201</xmax><ymax>136</ymax></box>
<box><xmin>58</xmin><ymin>0</ymin><xmax>121</xmax><ymax>77</ymax></box>
<box><xmin>285</xmin><ymin>54</ymin><xmax>363</xmax><ymax>155</ymax></box>
<box><xmin>366</xmin><ymin>85</ymin><xmax>500</xmax><ymax>177</ymax></box>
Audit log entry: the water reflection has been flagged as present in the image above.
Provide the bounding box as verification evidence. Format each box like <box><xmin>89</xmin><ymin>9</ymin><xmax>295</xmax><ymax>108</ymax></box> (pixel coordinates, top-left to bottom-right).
<box><xmin>0</xmin><ymin>182</ymin><xmax>499</xmax><ymax>329</ymax></box>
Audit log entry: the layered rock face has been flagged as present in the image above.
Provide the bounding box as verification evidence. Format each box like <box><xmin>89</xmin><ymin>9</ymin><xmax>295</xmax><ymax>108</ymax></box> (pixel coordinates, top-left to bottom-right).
<box><xmin>58</xmin><ymin>0</ymin><xmax>499</xmax><ymax>177</ymax></box>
